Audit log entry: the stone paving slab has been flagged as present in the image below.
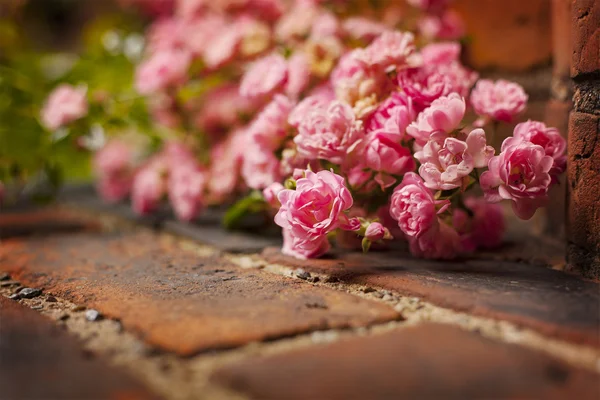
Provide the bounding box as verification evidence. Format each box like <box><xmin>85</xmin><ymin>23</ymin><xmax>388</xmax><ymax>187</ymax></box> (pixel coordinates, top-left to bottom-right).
<box><xmin>0</xmin><ymin>296</ymin><xmax>160</xmax><ymax>400</ymax></box>
<box><xmin>263</xmin><ymin>248</ymin><xmax>600</xmax><ymax>347</ymax></box>
<box><xmin>212</xmin><ymin>323</ymin><xmax>600</xmax><ymax>400</ymax></box>
<box><xmin>0</xmin><ymin>230</ymin><xmax>400</xmax><ymax>356</ymax></box>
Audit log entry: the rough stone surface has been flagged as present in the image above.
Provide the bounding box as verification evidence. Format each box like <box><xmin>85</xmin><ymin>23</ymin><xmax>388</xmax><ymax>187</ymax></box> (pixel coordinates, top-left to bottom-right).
<box><xmin>0</xmin><ymin>230</ymin><xmax>399</xmax><ymax>356</ymax></box>
<box><xmin>0</xmin><ymin>208</ymin><xmax>99</xmax><ymax>238</ymax></box>
<box><xmin>455</xmin><ymin>0</ymin><xmax>552</xmax><ymax>71</ymax></box>
<box><xmin>567</xmin><ymin>111</ymin><xmax>600</xmax><ymax>278</ymax></box>
<box><xmin>574</xmin><ymin>79</ymin><xmax>600</xmax><ymax>115</ymax></box>
<box><xmin>212</xmin><ymin>323</ymin><xmax>600</xmax><ymax>400</ymax></box>
<box><xmin>0</xmin><ymin>296</ymin><xmax>160</xmax><ymax>400</ymax></box>
<box><xmin>571</xmin><ymin>0</ymin><xmax>600</xmax><ymax>78</ymax></box>
<box><xmin>262</xmin><ymin>248</ymin><xmax>600</xmax><ymax>347</ymax></box>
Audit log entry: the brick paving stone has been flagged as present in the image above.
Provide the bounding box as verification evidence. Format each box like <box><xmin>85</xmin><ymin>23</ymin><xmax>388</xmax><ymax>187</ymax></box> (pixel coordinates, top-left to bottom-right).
<box><xmin>0</xmin><ymin>230</ymin><xmax>399</xmax><ymax>356</ymax></box>
<box><xmin>0</xmin><ymin>208</ymin><xmax>99</xmax><ymax>239</ymax></box>
<box><xmin>262</xmin><ymin>248</ymin><xmax>600</xmax><ymax>347</ymax></box>
<box><xmin>212</xmin><ymin>323</ymin><xmax>600</xmax><ymax>400</ymax></box>
<box><xmin>571</xmin><ymin>0</ymin><xmax>599</xmax><ymax>78</ymax></box>
<box><xmin>0</xmin><ymin>297</ymin><xmax>159</xmax><ymax>400</ymax></box>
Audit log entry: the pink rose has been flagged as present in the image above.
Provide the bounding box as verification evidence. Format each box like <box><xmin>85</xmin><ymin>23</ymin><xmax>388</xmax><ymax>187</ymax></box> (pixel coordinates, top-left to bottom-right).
<box><xmin>454</xmin><ymin>197</ymin><xmax>505</xmax><ymax>250</ymax></box>
<box><xmin>365</xmin><ymin>92</ymin><xmax>415</xmax><ymax>139</ymax></box>
<box><xmin>146</xmin><ymin>18</ymin><xmax>186</xmax><ymax>53</ymax></box>
<box><xmin>248</xmin><ymin>95</ymin><xmax>294</xmax><ymax>150</ymax></box>
<box><xmin>208</xmin><ymin>129</ymin><xmax>245</xmax><ymax>202</ymax></box>
<box><xmin>294</xmin><ymin>100</ymin><xmax>365</xmax><ymax>164</ymax></box>
<box><xmin>288</xmin><ymin>91</ymin><xmax>334</xmax><ymax>128</ymax></box>
<box><xmin>364</xmin><ymin>222</ymin><xmax>392</xmax><ymax>241</ymax></box>
<box><xmin>389</xmin><ymin>172</ymin><xmax>450</xmax><ymax>238</ymax></box>
<box><xmin>416</xmin><ymin>128</ymin><xmax>494</xmax><ymax>191</ymax></box>
<box><xmin>512</xmin><ymin>120</ymin><xmax>566</xmax><ymax>179</ymax></box>
<box><xmin>274</xmin><ymin>2</ymin><xmax>318</xmax><ymax>43</ymax></box>
<box><xmin>285</xmin><ymin>53</ymin><xmax>311</xmax><ymax>99</ymax></box>
<box><xmin>364</xmin><ymin>132</ymin><xmax>416</xmax><ymax>189</ymax></box>
<box><xmin>409</xmin><ymin>221</ymin><xmax>461</xmax><ymax>259</ymax></box>
<box><xmin>93</xmin><ymin>140</ymin><xmax>137</xmax><ymax>203</ymax></box>
<box><xmin>240</xmin><ymin>53</ymin><xmax>288</xmax><ymax>99</ymax></box>
<box><xmin>168</xmin><ymin>161</ymin><xmax>207</xmax><ymax>221</ymax></box>
<box><xmin>310</xmin><ymin>12</ymin><xmax>340</xmax><ymax>39</ymax></box>
<box><xmin>281</xmin><ymin>228</ymin><xmax>330</xmax><ymax>259</ymax></box>
<box><xmin>182</xmin><ymin>15</ymin><xmax>227</xmax><ymax>56</ymax></box>
<box><xmin>470</xmin><ymin>79</ymin><xmax>528</xmax><ymax>123</ymax></box>
<box><xmin>480</xmin><ymin>138</ymin><xmax>553</xmax><ymax>220</ymax></box>
<box><xmin>407</xmin><ymin>0</ymin><xmax>449</xmax><ymax>13</ymax></box>
<box><xmin>41</xmin><ymin>84</ymin><xmax>88</xmax><ymax>130</ymax></box>
<box><xmin>195</xmin><ymin>84</ymin><xmax>254</xmax><ymax>135</ymax></box>
<box><xmin>418</xmin><ymin>11</ymin><xmax>465</xmax><ymax>41</ymax></box>
<box><xmin>420</xmin><ymin>42</ymin><xmax>461</xmax><ymax>65</ymax></box>
<box><xmin>355</xmin><ymin>31</ymin><xmax>416</xmax><ymax>69</ymax></box>
<box><xmin>135</xmin><ymin>49</ymin><xmax>191</xmax><ymax>95</ymax></box>
<box><xmin>241</xmin><ymin>141</ymin><xmax>282</xmax><ymax>190</ymax></box>
<box><xmin>398</xmin><ymin>62</ymin><xmax>477</xmax><ymax>111</ymax></box>
<box><xmin>263</xmin><ymin>182</ymin><xmax>285</xmax><ymax>208</ymax></box>
<box><xmin>406</xmin><ymin>93</ymin><xmax>466</xmax><ymax>146</ymax></box>
<box><xmin>274</xmin><ymin>169</ymin><xmax>357</xmax><ymax>259</ymax></box>
<box><xmin>342</xmin><ymin>18</ymin><xmax>389</xmax><ymax>42</ymax></box>
<box><xmin>131</xmin><ymin>159</ymin><xmax>166</xmax><ymax>215</ymax></box>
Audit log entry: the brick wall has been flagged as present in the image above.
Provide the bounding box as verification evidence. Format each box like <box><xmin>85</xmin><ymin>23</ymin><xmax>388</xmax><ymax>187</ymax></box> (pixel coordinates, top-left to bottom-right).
<box><xmin>566</xmin><ymin>0</ymin><xmax>600</xmax><ymax>278</ymax></box>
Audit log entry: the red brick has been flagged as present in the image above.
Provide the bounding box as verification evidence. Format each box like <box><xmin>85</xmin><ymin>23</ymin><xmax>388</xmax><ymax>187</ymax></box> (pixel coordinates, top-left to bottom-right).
<box><xmin>571</xmin><ymin>0</ymin><xmax>600</xmax><ymax>77</ymax></box>
<box><xmin>212</xmin><ymin>323</ymin><xmax>600</xmax><ymax>400</ymax></box>
<box><xmin>0</xmin><ymin>297</ymin><xmax>159</xmax><ymax>400</ymax></box>
<box><xmin>262</xmin><ymin>248</ymin><xmax>600</xmax><ymax>347</ymax></box>
<box><xmin>0</xmin><ymin>230</ymin><xmax>399</xmax><ymax>356</ymax></box>
<box><xmin>455</xmin><ymin>0</ymin><xmax>552</xmax><ymax>71</ymax></box>
<box><xmin>567</xmin><ymin>111</ymin><xmax>600</xmax><ymax>278</ymax></box>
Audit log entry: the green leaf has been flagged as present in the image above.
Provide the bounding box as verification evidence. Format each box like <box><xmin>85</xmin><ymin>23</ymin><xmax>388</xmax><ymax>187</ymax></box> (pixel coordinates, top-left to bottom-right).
<box><xmin>223</xmin><ymin>191</ymin><xmax>267</xmax><ymax>230</ymax></box>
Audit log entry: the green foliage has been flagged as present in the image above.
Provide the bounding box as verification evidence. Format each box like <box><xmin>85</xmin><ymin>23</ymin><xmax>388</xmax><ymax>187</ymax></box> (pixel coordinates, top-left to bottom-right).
<box><xmin>223</xmin><ymin>191</ymin><xmax>268</xmax><ymax>229</ymax></box>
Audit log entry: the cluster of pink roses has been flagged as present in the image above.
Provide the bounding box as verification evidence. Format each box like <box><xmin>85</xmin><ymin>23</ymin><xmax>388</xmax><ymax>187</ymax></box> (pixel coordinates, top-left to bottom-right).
<box><xmin>42</xmin><ymin>0</ymin><xmax>567</xmax><ymax>261</ymax></box>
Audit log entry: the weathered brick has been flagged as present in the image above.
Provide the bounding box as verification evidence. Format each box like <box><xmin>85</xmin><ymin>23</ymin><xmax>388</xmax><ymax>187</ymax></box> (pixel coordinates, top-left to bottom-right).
<box><xmin>262</xmin><ymin>248</ymin><xmax>600</xmax><ymax>347</ymax></box>
<box><xmin>0</xmin><ymin>230</ymin><xmax>399</xmax><ymax>356</ymax></box>
<box><xmin>571</xmin><ymin>0</ymin><xmax>600</xmax><ymax>78</ymax></box>
<box><xmin>212</xmin><ymin>323</ymin><xmax>600</xmax><ymax>400</ymax></box>
<box><xmin>454</xmin><ymin>0</ymin><xmax>552</xmax><ymax>71</ymax></box>
<box><xmin>567</xmin><ymin>111</ymin><xmax>600</xmax><ymax>278</ymax></box>
<box><xmin>0</xmin><ymin>208</ymin><xmax>99</xmax><ymax>239</ymax></box>
<box><xmin>0</xmin><ymin>297</ymin><xmax>159</xmax><ymax>400</ymax></box>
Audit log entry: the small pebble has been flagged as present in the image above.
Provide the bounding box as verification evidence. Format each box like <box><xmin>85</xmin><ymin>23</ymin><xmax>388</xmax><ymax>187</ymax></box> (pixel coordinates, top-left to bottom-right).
<box><xmin>31</xmin><ymin>305</ymin><xmax>43</xmax><ymax>310</ymax></box>
<box><xmin>0</xmin><ymin>280</ymin><xmax>20</xmax><ymax>287</ymax></box>
<box><xmin>58</xmin><ymin>313</ymin><xmax>70</xmax><ymax>321</ymax></box>
<box><xmin>8</xmin><ymin>293</ymin><xmax>20</xmax><ymax>300</ymax></box>
<box><xmin>85</xmin><ymin>309</ymin><xmax>103</xmax><ymax>321</ymax></box>
<box><xmin>308</xmin><ymin>276</ymin><xmax>320</xmax><ymax>283</ymax></box>
<box><xmin>71</xmin><ymin>305</ymin><xmax>86</xmax><ymax>312</ymax></box>
<box><xmin>17</xmin><ymin>288</ymin><xmax>42</xmax><ymax>299</ymax></box>
<box><xmin>46</xmin><ymin>296</ymin><xmax>58</xmax><ymax>303</ymax></box>
<box><xmin>382</xmin><ymin>294</ymin><xmax>394</xmax><ymax>302</ymax></box>
<box><xmin>294</xmin><ymin>269</ymin><xmax>311</xmax><ymax>280</ymax></box>
<box><xmin>0</xmin><ymin>273</ymin><xmax>10</xmax><ymax>281</ymax></box>
<box><xmin>360</xmin><ymin>287</ymin><xmax>376</xmax><ymax>293</ymax></box>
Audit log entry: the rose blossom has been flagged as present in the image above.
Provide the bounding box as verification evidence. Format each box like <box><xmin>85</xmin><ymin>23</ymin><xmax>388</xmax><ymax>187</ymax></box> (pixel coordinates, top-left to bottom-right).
<box><xmin>248</xmin><ymin>94</ymin><xmax>294</xmax><ymax>150</ymax></box>
<box><xmin>288</xmin><ymin>91</ymin><xmax>334</xmax><ymax>128</ymax></box>
<box><xmin>195</xmin><ymin>84</ymin><xmax>254</xmax><ymax>135</ymax></box>
<box><xmin>365</xmin><ymin>222</ymin><xmax>392</xmax><ymax>241</ymax></box>
<box><xmin>41</xmin><ymin>84</ymin><xmax>88</xmax><ymax>131</ymax></box>
<box><xmin>281</xmin><ymin>228</ymin><xmax>331</xmax><ymax>259</ymax></box>
<box><xmin>407</xmin><ymin>0</ymin><xmax>449</xmax><ymax>13</ymax></box>
<box><xmin>131</xmin><ymin>159</ymin><xmax>166</xmax><ymax>215</ymax></box>
<box><xmin>512</xmin><ymin>120</ymin><xmax>566</xmax><ymax>179</ymax></box>
<box><xmin>470</xmin><ymin>79</ymin><xmax>528</xmax><ymax>123</ymax></box>
<box><xmin>274</xmin><ymin>169</ymin><xmax>358</xmax><ymax>259</ymax></box>
<box><xmin>263</xmin><ymin>182</ymin><xmax>285</xmax><ymax>208</ymax></box>
<box><xmin>285</xmin><ymin>53</ymin><xmax>311</xmax><ymax>99</ymax></box>
<box><xmin>409</xmin><ymin>221</ymin><xmax>461</xmax><ymax>259</ymax></box>
<box><xmin>389</xmin><ymin>172</ymin><xmax>450</xmax><ymax>238</ymax></box>
<box><xmin>94</xmin><ymin>140</ymin><xmax>137</xmax><ymax>203</ymax></box>
<box><xmin>241</xmin><ymin>141</ymin><xmax>282</xmax><ymax>189</ymax></box>
<box><xmin>406</xmin><ymin>93</ymin><xmax>466</xmax><ymax>146</ymax></box>
<box><xmin>342</xmin><ymin>17</ymin><xmax>389</xmax><ymax>42</ymax></box>
<box><xmin>480</xmin><ymin>138</ymin><xmax>553</xmax><ymax>220</ymax></box>
<box><xmin>135</xmin><ymin>49</ymin><xmax>191</xmax><ymax>95</ymax></box>
<box><xmin>420</xmin><ymin>42</ymin><xmax>461</xmax><ymax>65</ymax></box>
<box><xmin>168</xmin><ymin>161</ymin><xmax>207</xmax><ymax>221</ymax></box>
<box><xmin>365</xmin><ymin>92</ymin><xmax>415</xmax><ymax>139</ymax></box>
<box><xmin>240</xmin><ymin>53</ymin><xmax>288</xmax><ymax>99</ymax></box>
<box><xmin>418</xmin><ymin>10</ymin><xmax>465</xmax><ymax>41</ymax></box>
<box><xmin>453</xmin><ymin>197</ymin><xmax>505</xmax><ymax>251</ymax></box>
<box><xmin>208</xmin><ymin>129</ymin><xmax>245</xmax><ymax>202</ymax></box>
<box><xmin>355</xmin><ymin>31</ymin><xmax>416</xmax><ymax>69</ymax></box>
<box><xmin>364</xmin><ymin>132</ymin><xmax>416</xmax><ymax>189</ymax></box>
<box><xmin>294</xmin><ymin>100</ymin><xmax>365</xmax><ymax>164</ymax></box>
<box><xmin>416</xmin><ymin>128</ymin><xmax>494</xmax><ymax>191</ymax></box>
